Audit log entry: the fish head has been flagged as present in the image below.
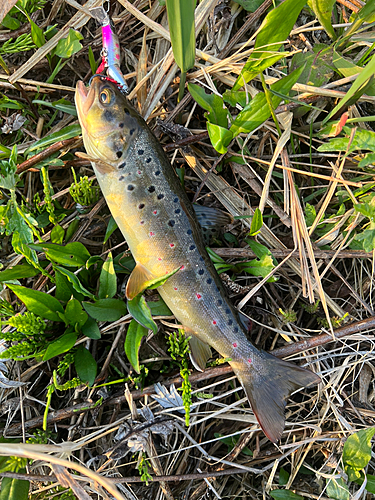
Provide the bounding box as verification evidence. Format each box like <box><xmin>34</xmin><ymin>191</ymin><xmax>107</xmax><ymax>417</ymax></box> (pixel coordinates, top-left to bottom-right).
<box><xmin>75</xmin><ymin>75</ymin><xmax>141</xmax><ymax>166</ymax></box>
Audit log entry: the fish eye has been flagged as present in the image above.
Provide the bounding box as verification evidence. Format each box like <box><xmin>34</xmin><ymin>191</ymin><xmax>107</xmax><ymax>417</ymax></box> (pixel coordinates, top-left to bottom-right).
<box><xmin>99</xmin><ymin>89</ymin><xmax>111</xmax><ymax>104</ymax></box>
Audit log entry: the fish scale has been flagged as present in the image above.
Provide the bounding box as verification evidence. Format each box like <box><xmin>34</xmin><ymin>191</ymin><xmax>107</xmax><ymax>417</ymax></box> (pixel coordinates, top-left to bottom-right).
<box><xmin>75</xmin><ymin>75</ymin><xmax>320</xmax><ymax>443</ymax></box>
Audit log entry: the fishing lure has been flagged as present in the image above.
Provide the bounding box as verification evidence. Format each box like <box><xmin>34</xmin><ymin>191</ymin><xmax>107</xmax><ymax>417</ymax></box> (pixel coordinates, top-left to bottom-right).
<box><xmin>90</xmin><ymin>5</ymin><xmax>128</xmax><ymax>93</ymax></box>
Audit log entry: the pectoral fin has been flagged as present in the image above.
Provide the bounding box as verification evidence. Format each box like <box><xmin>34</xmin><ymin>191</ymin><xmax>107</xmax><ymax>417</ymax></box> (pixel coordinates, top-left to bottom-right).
<box><xmin>185</xmin><ymin>329</ymin><xmax>212</xmax><ymax>372</ymax></box>
<box><xmin>126</xmin><ymin>263</ymin><xmax>155</xmax><ymax>300</ymax></box>
<box><xmin>75</xmin><ymin>151</ymin><xmax>114</xmax><ymax>174</ymax></box>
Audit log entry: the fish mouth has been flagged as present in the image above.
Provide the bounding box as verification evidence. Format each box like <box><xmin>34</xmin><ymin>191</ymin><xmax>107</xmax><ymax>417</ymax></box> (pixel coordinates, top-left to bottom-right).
<box><xmin>75</xmin><ymin>79</ymin><xmax>96</xmax><ymax>118</ymax></box>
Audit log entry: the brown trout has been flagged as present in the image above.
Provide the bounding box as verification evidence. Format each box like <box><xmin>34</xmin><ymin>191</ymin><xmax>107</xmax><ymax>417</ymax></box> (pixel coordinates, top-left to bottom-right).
<box><xmin>75</xmin><ymin>75</ymin><xmax>320</xmax><ymax>442</ymax></box>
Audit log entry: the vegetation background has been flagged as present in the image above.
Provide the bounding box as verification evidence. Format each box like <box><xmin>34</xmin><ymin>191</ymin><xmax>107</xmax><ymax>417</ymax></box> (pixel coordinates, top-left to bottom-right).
<box><xmin>0</xmin><ymin>0</ymin><xmax>375</xmax><ymax>499</ymax></box>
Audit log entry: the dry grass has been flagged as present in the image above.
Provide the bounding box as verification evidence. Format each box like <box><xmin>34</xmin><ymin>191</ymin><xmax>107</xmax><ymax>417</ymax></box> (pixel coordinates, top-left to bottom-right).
<box><xmin>1</xmin><ymin>0</ymin><xmax>375</xmax><ymax>499</ymax></box>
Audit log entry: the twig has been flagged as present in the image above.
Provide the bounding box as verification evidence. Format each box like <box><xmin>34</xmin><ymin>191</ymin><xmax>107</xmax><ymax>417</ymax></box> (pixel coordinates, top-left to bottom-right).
<box><xmin>0</xmin><ymin>467</ymin><xmax>248</xmax><ymax>483</ymax></box>
<box><xmin>212</xmin><ymin>247</ymin><xmax>375</xmax><ymax>260</ymax></box>
<box><xmin>16</xmin><ymin>138</ymin><xmax>80</xmax><ymax>174</ymax></box>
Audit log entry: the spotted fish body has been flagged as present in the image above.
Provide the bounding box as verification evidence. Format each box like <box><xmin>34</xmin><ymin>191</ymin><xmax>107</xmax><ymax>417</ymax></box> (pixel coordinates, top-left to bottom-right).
<box><xmin>75</xmin><ymin>76</ymin><xmax>320</xmax><ymax>443</ymax></box>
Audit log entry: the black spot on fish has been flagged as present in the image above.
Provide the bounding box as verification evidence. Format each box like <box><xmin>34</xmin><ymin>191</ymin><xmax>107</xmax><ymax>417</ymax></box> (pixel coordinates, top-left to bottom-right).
<box><xmin>173</xmin><ymin>197</ymin><xmax>179</xmax><ymax>203</ymax></box>
<box><xmin>138</xmin><ymin>149</ymin><xmax>144</xmax><ymax>155</ymax></box>
<box><xmin>168</xmin><ymin>220</ymin><xmax>175</xmax><ymax>227</ymax></box>
<box><xmin>119</xmin><ymin>122</ymin><xmax>124</xmax><ymax>128</ymax></box>
<box><xmin>146</xmin><ymin>158</ymin><xmax>151</xmax><ymax>163</ymax></box>
<box><xmin>154</xmin><ymin>170</ymin><xmax>160</xmax><ymax>176</ymax></box>
<box><xmin>175</xmin><ymin>209</ymin><xmax>181</xmax><ymax>214</ymax></box>
<box><xmin>138</xmin><ymin>203</ymin><xmax>145</xmax><ymax>209</ymax></box>
<box><xmin>189</xmin><ymin>245</ymin><xmax>195</xmax><ymax>251</ymax></box>
<box><xmin>148</xmin><ymin>186</ymin><xmax>155</xmax><ymax>193</ymax></box>
<box><xmin>207</xmin><ymin>278</ymin><xmax>212</xmax><ymax>284</ymax></box>
<box><xmin>200</xmin><ymin>256</ymin><xmax>204</xmax><ymax>261</ymax></box>
<box><xmin>119</xmin><ymin>176</ymin><xmax>124</xmax><ymax>181</ymax></box>
<box><xmin>103</xmin><ymin>109</ymin><xmax>114</xmax><ymax>122</ymax></box>
<box><xmin>124</xmin><ymin>108</ymin><xmax>130</xmax><ymax>115</ymax></box>
<box><xmin>198</xmin><ymin>269</ymin><xmax>204</xmax><ymax>275</ymax></box>
<box><xmin>225</xmin><ymin>308</ymin><xmax>230</xmax><ymax>315</ymax></box>
<box><xmin>116</xmin><ymin>151</ymin><xmax>122</xmax><ymax>159</ymax></box>
<box><xmin>127</xmin><ymin>184</ymin><xmax>135</xmax><ymax>191</ymax></box>
<box><xmin>217</xmin><ymin>300</ymin><xmax>222</xmax><ymax>306</ymax></box>
<box><xmin>202</xmin><ymin>227</ymin><xmax>208</xmax><ymax>232</ymax></box>
<box><xmin>157</xmin><ymin>194</ymin><xmax>164</xmax><ymax>200</ymax></box>
<box><xmin>119</xmin><ymin>162</ymin><xmax>126</xmax><ymax>169</ymax></box>
<box><xmin>234</xmin><ymin>327</ymin><xmax>239</xmax><ymax>333</ymax></box>
<box><xmin>187</xmin><ymin>229</ymin><xmax>192</xmax><ymax>235</ymax></box>
<box><xmin>130</xmin><ymin>128</ymin><xmax>135</xmax><ymax>135</ymax></box>
<box><xmin>228</xmin><ymin>320</ymin><xmax>233</xmax><ymax>326</ymax></box>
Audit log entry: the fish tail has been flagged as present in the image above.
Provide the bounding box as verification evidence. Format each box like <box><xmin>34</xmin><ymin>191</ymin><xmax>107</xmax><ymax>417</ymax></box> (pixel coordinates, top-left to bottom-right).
<box><xmin>231</xmin><ymin>351</ymin><xmax>320</xmax><ymax>443</ymax></box>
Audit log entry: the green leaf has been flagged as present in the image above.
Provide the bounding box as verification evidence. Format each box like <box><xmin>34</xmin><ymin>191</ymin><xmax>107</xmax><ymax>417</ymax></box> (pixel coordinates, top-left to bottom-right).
<box><xmin>54</xmin><ymin>266</ymin><xmax>95</xmax><ymax>299</ymax></box>
<box><xmin>148</xmin><ymin>298</ymin><xmax>172</xmax><ymax>316</ymax></box>
<box><xmin>249</xmin><ymin>207</ymin><xmax>263</xmax><ymax>236</ymax></box>
<box><xmin>235</xmin><ymin>0</ymin><xmax>263</xmax><ymax>12</ymax></box>
<box><xmin>139</xmin><ymin>266</ymin><xmax>182</xmax><ymax>293</ymax></box>
<box><xmin>103</xmin><ymin>216</ymin><xmax>118</xmax><ymax>244</ymax></box>
<box><xmin>7</xmin><ymin>284</ymin><xmax>64</xmax><ymax>322</ymax></box>
<box><xmin>270</xmin><ymin>490</ymin><xmax>303</xmax><ymax>500</ymax></box>
<box><xmin>337</xmin><ymin>1</ymin><xmax>375</xmax><ymax>46</ymax></box>
<box><xmin>55</xmin><ymin>29</ymin><xmax>83</xmax><ymax>58</ymax></box>
<box><xmin>98</xmin><ymin>252</ymin><xmax>117</xmax><ymax>299</ymax></box>
<box><xmin>88</xmin><ymin>45</ymin><xmax>97</xmax><ymax>74</ymax></box>
<box><xmin>83</xmin><ymin>298</ymin><xmax>127</xmax><ymax>322</ymax></box>
<box><xmin>355</xmin><ymin>473</ymin><xmax>375</xmax><ymax>494</ymax></box>
<box><xmin>240</xmin><ymin>254</ymin><xmax>275</xmax><ymax>279</ymax></box>
<box><xmin>124</xmin><ymin>319</ymin><xmax>148</xmax><ymax>373</ymax></box>
<box><xmin>65</xmin><ymin>297</ymin><xmax>88</xmax><ymax>328</ymax></box>
<box><xmin>29</xmin><ymin>242</ymin><xmax>90</xmax><ymax>267</ymax></box>
<box><xmin>323</xmin><ymin>53</ymin><xmax>375</xmax><ymax>124</ymax></box>
<box><xmin>30</xmin><ymin>19</ymin><xmax>46</xmax><ymax>48</ymax></box>
<box><xmin>32</xmin><ymin>99</ymin><xmax>78</xmax><ymax>116</ymax></box>
<box><xmin>206</xmin><ymin>122</ymin><xmax>233</xmax><ymax>154</ymax></box>
<box><xmin>74</xmin><ymin>345</ymin><xmax>97</xmax><ymax>386</ymax></box>
<box><xmin>318</xmin><ymin>126</ymin><xmax>375</xmax><ymax>152</ymax></box>
<box><xmin>279</xmin><ymin>467</ymin><xmax>289</xmax><ymax>486</ymax></box>
<box><xmin>0</xmin><ymin>264</ymin><xmax>39</xmax><ymax>282</ymax></box>
<box><xmin>230</xmin><ymin>65</ymin><xmax>305</xmax><ymax>137</ymax></box>
<box><xmin>1</xmin><ymin>14</ymin><xmax>21</xmax><ymax>31</ymax></box>
<box><xmin>165</xmin><ymin>0</ymin><xmax>196</xmax><ymax>73</ymax></box>
<box><xmin>25</xmin><ymin>124</ymin><xmax>82</xmax><ymax>154</ymax></box>
<box><xmin>82</xmin><ymin>317</ymin><xmax>101</xmax><ymax>340</ymax></box>
<box><xmin>43</xmin><ymin>331</ymin><xmax>77</xmax><ymax>361</ymax></box>
<box><xmin>325</xmin><ymin>476</ymin><xmax>349</xmax><ymax>500</ymax></box>
<box><xmin>307</xmin><ymin>0</ymin><xmax>336</xmax><ymax>40</ymax></box>
<box><xmin>188</xmin><ymin>84</ymin><xmax>228</xmax><ymax>127</ymax></box>
<box><xmin>127</xmin><ymin>295</ymin><xmax>157</xmax><ymax>334</ymax></box>
<box><xmin>50</xmin><ymin>224</ymin><xmax>65</xmax><ymax>244</ymax></box>
<box><xmin>0</xmin><ymin>477</ymin><xmax>29</xmax><ymax>500</ymax></box>
<box><xmin>343</xmin><ymin>427</ymin><xmax>375</xmax><ymax>471</ymax></box>
<box><xmin>233</xmin><ymin>0</ymin><xmax>306</xmax><ymax>89</ymax></box>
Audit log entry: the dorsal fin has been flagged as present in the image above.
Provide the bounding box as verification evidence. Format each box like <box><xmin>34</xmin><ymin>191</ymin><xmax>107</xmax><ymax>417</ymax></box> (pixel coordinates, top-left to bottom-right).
<box><xmin>125</xmin><ymin>263</ymin><xmax>154</xmax><ymax>300</ymax></box>
<box><xmin>193</xmin><ymin>204</ymin><xmax>233</xmax><ymax>244</ymax></box>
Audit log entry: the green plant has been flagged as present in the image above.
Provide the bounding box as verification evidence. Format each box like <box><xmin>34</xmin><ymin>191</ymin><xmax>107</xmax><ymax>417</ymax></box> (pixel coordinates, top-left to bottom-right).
<box><xmin>137</xmin><ymin>452</ymin><xmax>152</xmax><ymax>485</ymax></box>
<box><xmin>168</xmin><ymin>329</ymin><xmax>192</xmax><ymax>426</ymax></box>
<box><xmin>69</xmin><ymin>168</ymin><xmax>100</xmax><ymax>210</ymax></box>
<box><xmin>165</xmin><ymin>0</ymin><xmax>196</xmax><ymax>101</ymax></box>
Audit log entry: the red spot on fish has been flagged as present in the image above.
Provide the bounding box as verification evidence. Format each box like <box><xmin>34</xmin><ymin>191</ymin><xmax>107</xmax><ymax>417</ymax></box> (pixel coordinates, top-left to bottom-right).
<box><xmin>149</xmin><ymin>231</ymin><xmax>155</xmax><ymax>236</ymax></box>
<box><xmin>174</xmin><ymin>287</ymin><xmax>178</xmax><ymax>291</ymax></box>
<box><xmin>158</xmin><ymin>257</ymin><xmax>162</xmax><ymax>261</ymax></box>
<box><xmin>153</xmin><ymin>210</ymin><xmax>157</xmax><ymax>215</ymax></box>
<box><xmin>116</xmin><ymin>54</ymin><xmax>120</xmax><ymax>60</ymax></box>
<box><xmin>169</xmin><ymin>243</ymin><xmax>175</xmax><ymax>248</ymax></box>
<box><xmin>181</xmin><ymin>265</ymin><xmax>185</xmax><ymax>270</ymax></box>
<box><xmin>248</xmin><ymin>358</ymin><xmax>252</xmax><ymax>364</ymax></box>
<box><xmin>137</xmin><ymin>170</ymin><xmax>142</xmax><ymax>174</ymax></box>
<box><xmin>196</xmin><ymin>293</ymin><xmax>202</xmax><ymax>299</ymax></box>
<box><xmin>233</xmin><ymin>343</ymin><xmax>237</xmax><ymax>348</ymax></box>
<box><xmin>140</xmin><ymin>221</ymin><xmax>144</xmax><ymax>225</ymax></box>
<box><xmin>212</xmin><ymin>320</ymin><xmax>217</xmax><ymax>325</ymax></box>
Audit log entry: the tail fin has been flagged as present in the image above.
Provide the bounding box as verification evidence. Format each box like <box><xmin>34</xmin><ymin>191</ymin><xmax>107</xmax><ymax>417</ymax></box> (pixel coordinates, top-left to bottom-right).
<box><xmin>231</xmin><ymin>351</ymin><xmax>320</xmax><ymax>443</ymax></box>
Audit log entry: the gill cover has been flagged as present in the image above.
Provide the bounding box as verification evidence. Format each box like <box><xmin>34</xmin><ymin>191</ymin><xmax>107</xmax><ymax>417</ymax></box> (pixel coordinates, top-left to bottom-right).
<box><xmin>75</xmin><ymin>76</ymin><xmax>141</xmax><ymax>165</ymax></box>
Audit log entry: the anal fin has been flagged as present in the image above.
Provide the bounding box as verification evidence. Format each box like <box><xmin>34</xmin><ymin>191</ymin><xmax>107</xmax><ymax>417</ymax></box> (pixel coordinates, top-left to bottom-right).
<box><xmin>185</xmin><ymin>328</ymin><xmax>212</xmax><ymax>372</ymax></box>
